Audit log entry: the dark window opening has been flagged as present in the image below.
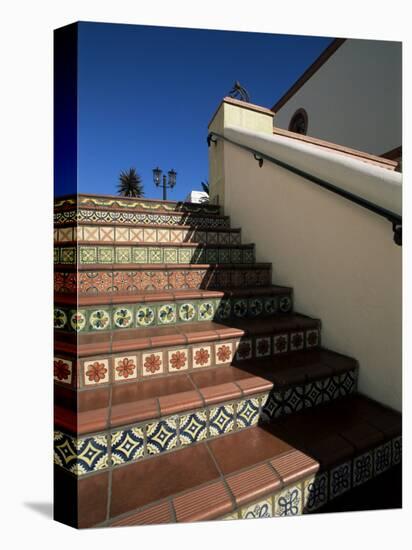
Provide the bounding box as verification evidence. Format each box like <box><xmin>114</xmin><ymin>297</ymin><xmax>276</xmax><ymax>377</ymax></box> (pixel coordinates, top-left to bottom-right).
<box><xmin>288</xmin><ymin>108</ymin><xmax>308</xmax><ymax>135</ymax></box>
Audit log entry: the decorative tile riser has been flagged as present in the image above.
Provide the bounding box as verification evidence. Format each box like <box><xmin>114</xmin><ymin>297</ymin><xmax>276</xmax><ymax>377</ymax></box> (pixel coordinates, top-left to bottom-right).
<box><xmin>55</xmin><ymin>195</ymin><xmax>222</xmax><ymax>215</ymax></box>
<box><xmin>54</xmin><ymin>294</ymin><xmax>293</xmax><ymax>333</ymax></box>
<box><xmin>55</xmin><ymin>245</ymin><xmax>255</xmax><ymax>265</ymax></box>
<box><xmin>54</xmin><ymin>209</ymin><xmax>229</xmax><ymax>228</ymax></box>
<box><xmin>54</xmin><ymin>328</ymin><xmax>319</xmax><ymax>387</ymax></box>
<box><xmin>54</xmin><ymin>267</ymin><xmax>272</xmax><ymax>294</ymax></box>
<box><xmin>220</xmin><ymin>437</ymin><xmax>402</xmax><ymax>520</ymax></box>
<box><xmin>54</xmin><ymin>225</ymin><xmax>241</xmax><ymax>245</ymax></box>
<box><xmin>54</xmin><ymin>394</ymin><xmax>269</xmax><ymax>476</ymax></box>
<box><xmin>261</xmin><ymin>368</ymin><xmax>358</xmax><ymax>420</ymax></box>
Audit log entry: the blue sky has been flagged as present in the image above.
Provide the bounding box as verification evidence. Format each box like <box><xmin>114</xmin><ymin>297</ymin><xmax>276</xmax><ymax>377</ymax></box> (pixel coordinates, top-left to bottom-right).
<box><xmin>77</xmin><ymin>22</ymin><xmax>333</xmax><ymax>201</ymax></box>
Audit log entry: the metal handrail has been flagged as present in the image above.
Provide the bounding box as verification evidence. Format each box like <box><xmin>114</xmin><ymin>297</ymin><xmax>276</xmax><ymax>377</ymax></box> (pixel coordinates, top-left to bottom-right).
<box><xmin>207</xmin><ymin>131</ymin><xmax>402</xmax><ymax>245</ymax></box>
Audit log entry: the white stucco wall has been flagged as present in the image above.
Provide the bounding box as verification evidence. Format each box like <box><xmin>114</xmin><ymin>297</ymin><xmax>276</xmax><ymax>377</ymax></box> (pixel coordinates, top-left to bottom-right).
<box><xmin>274</xmin><ymin>39</ymin><xmax>402</xmax><ymax>156</ymax></box>
<box><xmin>214</xmin><ymin>126</ymin><xmax>402</xmax><ymax>412</ymax></box>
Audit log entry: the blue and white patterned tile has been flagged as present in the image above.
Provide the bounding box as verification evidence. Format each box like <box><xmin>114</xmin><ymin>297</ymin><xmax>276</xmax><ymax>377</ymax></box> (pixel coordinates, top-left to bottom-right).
<box><xmin>323</xmin><ymin>376</ymin><xmax>341</xmax><ymax>402</ymax></box>
<box><xmin>179</xmin><ymin>411</ymin><xmax>208</xmax><ymax>446</ymax></box>
<box><xmin>146</xmin><ymin>418</ymin><xmax>178</xmax><ymax>455</ymax></box>
<box><xmin>283</xmin><ymin>386</ymin><xmax>305</xmax><ymax>415</ymax></box>
<box><xmin>274</xmin><ymin>485</ymin><xmax>302</xmax><ymax>517</ymax></box>
<box><xmin>353</xmin><ymin>451</ymin><xmax>373</xmax><ymax>487</ymax></box>
<box><xmin>236</xmin><ymin>398</ymin><xmax>260</xmax><ymax>428</ymax></box>
<box><xmin>338</xmin><ymin>369</ymin><xmax>357</xmax><ymax>397</ymax></box>
<box><xmin>374</xmin><ymin>441</ymin><xmax>392</xmax><ymax>476</ymax></box>
<box><xmin>392</xmin><ymin>436</ymin><xmax>402</xmax><ymax>465</ymax></box>
<box><xmin>329</xmin><ymin>461</ymin><xmax>352</xmax><ymax>500</ymax></box>
<box><xmin>303</xmin><ymin>472</ymin><xmax>328</xmax><ymax>512</ymax></box>
<box><xmin>262</xmin><ymin>392</ymin><xmax>283</xmax><ymax>419</ymax></box>
<box><xmin>240</xmin><ymin>497</ymin><xmax>273</xmax><ymax>520</ymax></box>
<box><xmin>209</xmin><ymin>404</ymin><xmax>235</xmax><ymax>437</ymax></box>
<box><xmin>54</xmin><ymin>432</ymin><xmax>109</xmax><ymax>476</ymax></box>
<box><xmin>304</xmin><ymin>381</ymin><xmax>325</xmax><ymax>408</ymax></box>
<box><xmin>111</xmin><ymin>427</ymin><xmax>144</xmax><ymax>465</ymax></box>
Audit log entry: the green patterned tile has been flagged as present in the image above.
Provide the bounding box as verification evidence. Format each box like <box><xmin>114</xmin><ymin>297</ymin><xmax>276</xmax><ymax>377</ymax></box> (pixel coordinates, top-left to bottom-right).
<box><xmin>164</xmin><ymin>248</ymin><xmax>178</xmax><ymax>263</ymax></box>
<box><xmin>132</xmin><ymin>247</ymin><xmax>148</xmax><ymax>263</ymax></box>
<box><xmin>149</xmin><ymin>247</ymin><xmax>163</xmax><ymax>263</ymax></box>
<box><xmin>115</xmin><ymin>247</ymin><xmax>131</xmax><ymax>263</ymax></box>
<box><xmin>97</xmin><ymin>247</ymin><xmax>114</xmax><ymax>263</ymax></box>
<box><xmin>80</xmin><ymin>247</ymin><xmax>97</xmax><ymax>264</ymax></box>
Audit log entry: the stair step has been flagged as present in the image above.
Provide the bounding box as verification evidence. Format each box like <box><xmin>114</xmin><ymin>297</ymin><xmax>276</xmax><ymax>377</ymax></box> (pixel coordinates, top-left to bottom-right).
<box><xmin>54</xmin><ymin>286</ymin><xmax>294</xmax><ymax>335</ymax></box>
<box><xmin>55</xmin><ymin>196</ymin><xmax>230</xmax><ymax>230</ymax></box>
<box><xmin>54</xmin><ymin>395</ymin><xmax>401</xmax><ymax>527</ymax></box>
<box><xmin>55</xmin><ymin>223</ymin><xmax>242</xmax><ymax>246</ymax></box>
<box><xmin>54</xmin><ymin>348</ymin><xmax>357</xmax><ymax>437</ymax></box>
<box><xmin>54</xmin><ymin>263</ymin><xmax>273</xmax><ymax>295</ymax></box>
<box><xmin>54</xmin><ymin>243</ymin><xmax>256</xmax><ymax>266</ymax></box>
<box><xmin>54</xmin><ymin>315</ymin><xmax>321</xmax><ymax>384</ymax></box>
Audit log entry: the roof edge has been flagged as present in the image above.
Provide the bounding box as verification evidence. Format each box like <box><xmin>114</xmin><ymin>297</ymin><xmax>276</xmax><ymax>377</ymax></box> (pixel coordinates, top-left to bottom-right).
<box><xmin>271</xmin><ymin>38</ymin><xmax>346</xmax><ymax>113</ymax></box>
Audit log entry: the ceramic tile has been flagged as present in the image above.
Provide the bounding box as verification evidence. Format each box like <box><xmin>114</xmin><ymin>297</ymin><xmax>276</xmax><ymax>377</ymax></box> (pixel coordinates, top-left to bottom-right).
<box><xmin>303</xmin><ymin>472</ymin><xmax>328</xmax><ymax>512</ymax></box>
<box><xmin>144</xmin><ymin>228</ymin><xmax>157</xmax><ymax>243</ymax></box>
<box><xmin>129</xmin><ymin>227</ymin><xmax>144</xmax><ymax>242</ymax></box>
<box><xmin>392</xmin><ymin>436</ymin><xmax>402</xmax><ymax>465</ymax></box>
<box><xmin>209</xmin><ymin>404</ymin><xmax>235</xmax><ymax>437</ymax></box>
<box><xmin>274</xmin><ymin>485</ymin><xmax>303</xmax><ymax>517</ymax></box>
<box><xmin>329</xmin><ymin>461</ymin><xmax>352</xmax><ymax>499</ymax></box>
<box><xmin>142</xmin><ymin>351</ymin><xmax>164</xmax><ymax>377</ymax></box>
<box><xmin>236</xmin><ymin>339</ymin><xmax>252</xmax><ymax>360</ymax></box>
<box><xmin>374</xmin><ymin>442</ymin><xmax>392</xmax><ymax>476</ymax></box>
<box><xmin>84</xmin><ymin>359</ymin><xmax>110</xmax><ymax>385</ymax></box>
<box><xmin>216</xmin><ymin>299</ymin><xmax>231</xmax><ymax>320</ymax></box>
<box><xmin>115</xmin><ymin>227</ymin><xmax>129</xmax><ymax>242</ymax></box>
<box><xmin>136</xmin><ymin>305</ymin><xmax>156</xmax><ymax>327</ymax></box>
<box><xmin>353</xmin><ymin>451</ymin><xmax>373</xmax><ymax>487</ymax></box>
<box><xmin>279</xmin><ymin>296</ymin><xmax>292</xmax><ymax>313</ymax></box>
<box><xmin>233</xmin><ymin>299</ymin><xmax>248</xmax><ymax>318</ymax></box>
<box><xmin>248</xmin><ymin>298</ymin><xmax>263</xmax><ymax>317</ymax></box>
<box><xmin>54</xmin><ymin>357</ymin><xmax>73</xmax><ymax>385</ymax></box>
<box><xmin>193</xmin><ymin>345</ymin><xmax>212</xmax><ymax>368</ymax></box>
<box><xmin>256</xmin><ymin>337</ymin><xmax>271</xmax><ymax>357</ymax></box>
<box><xmin>306</xmin><ymin>329</ymin><xmax>319</xmax><ymax>348</ymax></box>
<box><xmin>179</xmin><ymin>411</ymin><xmax>208</xmax><ymax>445</ymax></box>
<box><xmin>236</xmin><ymin>398</ymin><xmax>260</xmax><ymax>428</ymax></box>
<box><xmin>290</xmin><ymin>331</ymin><xmax>305</xmax><ymax>351</ymax></box>
<box><xmin>168</xmin><ymin>349</ymin><xmax>189</xmax><ymax>372</ymax></box>
<box><xmin>240</xmin><ymin>497</ymin><xmax>273</xmax><ymax>520</ymax></box>
<box><xmin>179</xmin><ymin>302</ymin><xmax>197</xmax><ymax>322</ymax></box>
<box><xmin>113</xmin><ymin>307</ymin><xmax>134</xmax><ymax>329</ymax></box>
<box><xmin>158</xmin><ymin>304</ymin><xmax>176</xmax><ymax>325</ymax></box>
<box><xmin>113</xmin><ymin>355</ymin><xmax>138</xmax><ymax>381</ymax></box>
<box><xmin>111</xmin><ymin>428</ymin><xmax>145</xmax><ymax>465</ymax></box>
<box><xmin>89</xmin><ymin>309</ymin><xmax>111</xmax><ymax>331</ymax></box>
<box><xmin>54</xmin><ymin>432</ymin><xmax>109</xmax><ymax>475</ymax></box>
<box><xmin>273</xmin><ymin>334</ymin><xmax>289</xmax><ymax>354</ymax></box>
<box><xmin>198</xmin><ymin>301</ymin><xmax>215</xmax><ymax>321</ymax></box>
<box><xmin>215</xmin><ymin>342</ymin><xmax>233</xmax><ymax>365</ymax></box>
<box><xmin>146</xmin><ymin>417</ymin><xmax>178</xmax><ymax>455</ymax></box>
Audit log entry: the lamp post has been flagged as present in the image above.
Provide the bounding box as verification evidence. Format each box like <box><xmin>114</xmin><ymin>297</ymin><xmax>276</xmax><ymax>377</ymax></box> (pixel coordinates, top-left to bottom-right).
<box><xmin>152</xmin><ymin>167</ymin><xmax>177</xmax><ymax>201</ymax></box>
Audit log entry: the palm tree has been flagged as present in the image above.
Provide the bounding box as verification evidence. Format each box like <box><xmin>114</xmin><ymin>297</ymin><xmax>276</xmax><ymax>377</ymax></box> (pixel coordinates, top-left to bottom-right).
<box><xmin>117</xmin><ymin>168</ymin><xmax>144</xmax><ymax>197</ymax></box>
<box><xmin>200</xmin><ymin>180</ymin><xmax>209</xmax><ymax>203</ymax></box>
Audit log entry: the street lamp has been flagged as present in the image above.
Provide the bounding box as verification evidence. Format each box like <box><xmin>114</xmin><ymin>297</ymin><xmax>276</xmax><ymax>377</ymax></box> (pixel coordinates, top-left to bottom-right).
<box><xmin>152</xmin><ymin>167</ymin><xmax>177</xmax><ymax>201</ymax></box>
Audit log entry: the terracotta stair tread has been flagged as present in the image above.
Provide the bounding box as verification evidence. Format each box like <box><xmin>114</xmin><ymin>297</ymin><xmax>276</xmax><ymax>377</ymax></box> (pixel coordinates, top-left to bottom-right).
<box><xmin>55</xmin><ymin>348</ymin><xmax>358</xmax><ymax>434</ymax></box>
<box><xmin>54</xmin><ymin>284</ymin><xmax>293</xmax><ymax>306</ymax></box>
<box><xmin>55</xmin><ymin>313</ymin><xmax>318</xmax><ymax>356</ymax></box>
<box><xmin>106</xmin><ymin>394</ymin><xmax>400</xmax><ymax>525</ymax></box>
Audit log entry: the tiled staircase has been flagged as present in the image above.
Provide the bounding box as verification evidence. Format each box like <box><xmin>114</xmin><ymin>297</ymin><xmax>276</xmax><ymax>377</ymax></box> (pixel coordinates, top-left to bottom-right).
<box><xmin>54</xmin><ymin>194</ymin><xmax>402</xmax><ymax>528</ymax></box>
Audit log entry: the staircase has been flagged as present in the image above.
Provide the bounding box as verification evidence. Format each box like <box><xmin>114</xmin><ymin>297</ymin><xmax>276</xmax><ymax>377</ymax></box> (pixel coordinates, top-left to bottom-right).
<box><xmin>53</xmin><ymin>194</ymin><xmax>402</xmax><ymax>528</ymax></box>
